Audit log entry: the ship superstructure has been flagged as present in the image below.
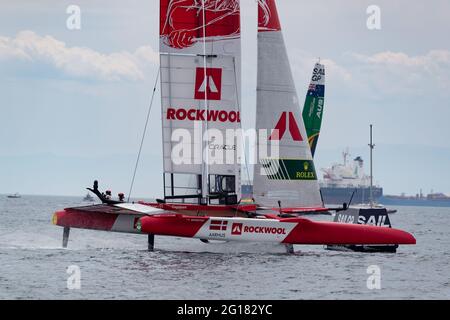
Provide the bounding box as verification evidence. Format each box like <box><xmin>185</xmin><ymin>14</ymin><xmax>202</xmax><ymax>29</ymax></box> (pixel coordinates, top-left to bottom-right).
<box><xmin>319</xmin><ymin>149</ymin><xmax>383</xmax><ymax>205</ymax></box>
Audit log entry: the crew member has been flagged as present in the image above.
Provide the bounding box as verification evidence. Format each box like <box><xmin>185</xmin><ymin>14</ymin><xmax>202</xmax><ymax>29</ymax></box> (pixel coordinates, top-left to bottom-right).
<box><xmin>118</xmin><ymin>193</ymin><xmax>125</xmax><ymax>202</ymax></box>
<box><xmin>105</xmin><ymin>190</ymin><xmax>112</xmax><ymax>200</ymax></box>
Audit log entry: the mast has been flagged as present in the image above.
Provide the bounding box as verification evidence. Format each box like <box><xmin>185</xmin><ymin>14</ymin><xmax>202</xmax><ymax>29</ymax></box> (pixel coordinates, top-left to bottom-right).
<box><xmin>343</xmin><ymin>148</ymin><xmax>349</xmax><ymax>166</ymax></box>
<box><xmin>201</xmin><ymin>0</ymin><xmax>209</xmax><ymax>203</ymax></box>
<box><xmin>368</xmin><ymin>124</ymin><xmax>375</xmax><ymax>207</ymax></box>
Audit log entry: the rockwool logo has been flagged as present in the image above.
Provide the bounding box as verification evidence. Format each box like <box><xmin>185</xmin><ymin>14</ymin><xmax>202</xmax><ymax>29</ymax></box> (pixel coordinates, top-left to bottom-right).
<box><xmin>166</xmin><ymin>108</ymin><xmax>240</xmax><ymax>123</ymax></box>
<box><xmin>244</xmin><ymin>226</ymin><xmax>286</xmax><ymax>235</ymax></box>
<box><xmin>195</xmin><ymin>67</ymin><xmax>222</xmax><ymax>100</ymax></box>
<box><xmin>231</xmin><ymin>223</ymin><xmax>243</xmax><ymax>235</ymax></box>
<box><xmin>269</xmin><ymin>112</ymin><xmax>303</xmax><ymax>141</ymax></box>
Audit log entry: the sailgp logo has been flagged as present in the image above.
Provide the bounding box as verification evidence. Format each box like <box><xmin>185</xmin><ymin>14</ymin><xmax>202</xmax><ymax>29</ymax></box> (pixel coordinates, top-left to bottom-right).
<box><xmin>269</xmin><ymin>112</ymin><xmax>303</xmax><ymax>141</ymax></box>
<box><xmin>195</xmin><ymin>67</ymin><xmax>222</xmax><ymax>100</ymax></box>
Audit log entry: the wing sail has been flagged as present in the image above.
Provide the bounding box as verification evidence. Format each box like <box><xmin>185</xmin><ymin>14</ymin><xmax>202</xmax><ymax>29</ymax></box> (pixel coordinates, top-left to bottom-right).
<box><xmin>302</xmin><ymin>62</ymin><xmax>325</xmax><ymax>157</ymax></box>
<box><xmin>159</xmin><ymin>0</ymin><xmax>242</xmax><ymax>202</ymax></box>
<box><xmin>253</xmin><ymin>0</ymin><xmax>323</xmax><ymax>208</ymax></box>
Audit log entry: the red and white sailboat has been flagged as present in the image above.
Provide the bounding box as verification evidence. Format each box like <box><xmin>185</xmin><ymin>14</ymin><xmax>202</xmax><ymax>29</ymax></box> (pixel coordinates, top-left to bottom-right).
<box><xmin>52</xmin><ymin>0</ymin><xmax>415</xmax><ymax>251</ymax></box>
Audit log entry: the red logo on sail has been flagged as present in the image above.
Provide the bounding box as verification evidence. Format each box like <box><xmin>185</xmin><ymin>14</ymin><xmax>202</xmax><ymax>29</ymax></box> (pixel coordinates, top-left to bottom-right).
<box><xmin>269</xmin><ymin>112</ymin><xmax>303</xmax><ymax>141</ymax></box>
<box><xmin>258</xmin><ymin>0</ymin><xmax>281</xmax><ymax>32</ymax></box>
<box><xmin>195</xmin><ymin>67</ymin><xmax>222</xmax><ymax>100</ymax></box>
<box><xmin>231</xmin><ymin>223</ymin><xmax>243</xmax><ymax>235</ymax></box>
<box><xmin>160</xmin><ymin>0</ymin><xmax>240</xmax><ymax>49</ymax></box>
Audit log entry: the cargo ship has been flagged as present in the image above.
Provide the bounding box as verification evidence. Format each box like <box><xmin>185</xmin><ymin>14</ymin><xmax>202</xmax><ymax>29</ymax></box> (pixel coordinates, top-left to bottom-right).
<box><xmin>319</xmin><ymin>150</ymin><xmax>383</xmax><ymax>205</ymax></box>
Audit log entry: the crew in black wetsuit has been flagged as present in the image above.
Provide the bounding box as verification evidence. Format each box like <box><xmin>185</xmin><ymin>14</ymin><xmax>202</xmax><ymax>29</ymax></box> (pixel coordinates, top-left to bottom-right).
<box><xmin>87</xmin><ymin>180</ymin><xmax>120</xmax><ymax>205</ymax></box>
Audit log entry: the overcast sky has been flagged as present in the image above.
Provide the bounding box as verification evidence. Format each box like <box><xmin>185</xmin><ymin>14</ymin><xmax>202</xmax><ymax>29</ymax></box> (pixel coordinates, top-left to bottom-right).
<box><xmin>1</xmin><ymin>0</ymin><xmax>450</xmax><ymax>197</ymax></box>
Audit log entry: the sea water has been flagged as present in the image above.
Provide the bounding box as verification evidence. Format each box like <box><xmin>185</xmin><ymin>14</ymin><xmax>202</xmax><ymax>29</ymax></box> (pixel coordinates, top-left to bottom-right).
<box><xmin>0</xmin><ymin>195</ymin><xmax>449</xmax><ymax>299</ymax></box>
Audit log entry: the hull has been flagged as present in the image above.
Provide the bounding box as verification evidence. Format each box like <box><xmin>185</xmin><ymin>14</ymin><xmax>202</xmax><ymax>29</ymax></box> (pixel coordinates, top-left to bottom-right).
<box><xmin>320</xmin><ymin>186</ymin><xmax>383</xmax><ymax>205</ymax></box>
<box><xmin>137</xmin><ymin>215</ymin><xmax>415</xmax><ymax>245</ymax></box>
<box><xmin>380</xmin><ymin>196</ymin><xmax>450</xmax><ymax>208</ymax></box>
<box><xmin>52</xmin><ymin>205</ymin><xmax>144</xmax><ymax>234</ymax></box>
<box><xmin>241</xmin><ymin>184</ymin><xmax>383</xmax><ymax>206</ymax></box>
<box><xmin>52</xmin><ymin>204</ymin><xmax>415</xmax><ymax>246</ymax></box>
<box><xmin>326</xmin><ymin>244</ymin><xmax>398</xmax><ymax>253</ymax></box>
<box><xmin>328</xmin><ymin>207</ymin><xmax>399</xmax><ymax>253</ymax></box>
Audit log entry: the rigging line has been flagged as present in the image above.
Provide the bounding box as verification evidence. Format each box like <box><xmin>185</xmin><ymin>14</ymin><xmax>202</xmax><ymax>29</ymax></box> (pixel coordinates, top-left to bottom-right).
<box><xmin>232</xmin><ymin>58</ymin><xmax>251</xmax><ymax>189</ymax></box>
<box><xmin>127</xmin><ymin>68</ymin><xmax>160</xmax><ymax>202</ymax></box>
<box><xmin>201</xmin><ymin>0</ymin><xmax>209</xmax><ymax>201</ymax></box>
<box><xmin>231</xmin><ymin>58</ymin><xmax>251</xmax><ymax>219</ymax></box>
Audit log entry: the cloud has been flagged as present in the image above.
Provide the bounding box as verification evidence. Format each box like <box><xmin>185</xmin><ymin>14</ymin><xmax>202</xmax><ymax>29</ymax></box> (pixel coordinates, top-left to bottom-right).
<box><xmin>288</xmin><ymin>50</ymin><xmax>352</xmax><ymax>89</ymax></box>
<box><xmin>354</xmin><ymin>50</ymin><xmax>450</xmax><ymax>68</ymax></box>
<box><xmin>285</xmin><ymin>48</ymin><xmax>450</xmax><ymax>108</ymax></box>
<box><xmin>0</xmin><ymin>30</ymin><xmax>158</xmax><ymax>81</ymax></box>
<box><xmin>350</xmin><ymin>50</ymin><xmax>450</xmax><ymax>96</ymax></box>
<box><xmin>287</xmin><ymin>49</ymin><xmax>450</xmax><ymax>100</ymax></box>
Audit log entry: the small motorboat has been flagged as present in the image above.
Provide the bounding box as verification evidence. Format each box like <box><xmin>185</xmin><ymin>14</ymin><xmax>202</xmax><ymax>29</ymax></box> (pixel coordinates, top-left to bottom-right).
<box><xmin>83</xmin><ymin>192</ymin><xmax>94</xmax><ymax>202</ymax></box>
<box><xmin>7</xmin><ymin>193</ymin><xmax>21</xmax><ymax>199</ymax></box>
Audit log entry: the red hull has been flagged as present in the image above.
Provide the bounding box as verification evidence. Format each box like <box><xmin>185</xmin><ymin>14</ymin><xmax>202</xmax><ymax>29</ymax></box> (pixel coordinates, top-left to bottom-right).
<box><xmin>281</xmin><ymin>218</ymin><xmax>416</xmax><ymax>245</ymax></box>
<box><xmin>53</xmin><ymin>204</ymin><xmax>416</xmax><ymax>246</ymax></box>
<box><xmin>138</xmin><ymin>215</ymin><xmax>416</xmax><ymax>245</ymax></box>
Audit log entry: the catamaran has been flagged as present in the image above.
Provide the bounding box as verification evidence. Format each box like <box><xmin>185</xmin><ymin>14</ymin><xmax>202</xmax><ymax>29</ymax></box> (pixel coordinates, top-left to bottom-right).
<box><xmin>52</xmin><ymin>0</ymin><xmax>415</xmax><ymax>252</ymax></box>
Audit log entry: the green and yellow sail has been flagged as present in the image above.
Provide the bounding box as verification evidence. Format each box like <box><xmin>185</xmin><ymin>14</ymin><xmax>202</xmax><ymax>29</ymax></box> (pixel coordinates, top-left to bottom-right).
<box><xmin>302</xmin><ymin>62</ymin><xmax>325</xmax><ymax>157</ymax></box>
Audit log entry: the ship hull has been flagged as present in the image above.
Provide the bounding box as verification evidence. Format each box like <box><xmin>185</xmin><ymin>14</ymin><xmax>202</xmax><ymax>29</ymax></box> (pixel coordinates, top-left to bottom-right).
<box><xmin>380</xmin><ymin>196</ymin><xmax>450</xmax><ymax>208</ymax></box>
<box><xmin>242</xmin><ymin>185</ymin><xmax>383</xmax><ymax>206</ymax></box>
<box><xmin>320</xmin><ymin>186</ymin><xmax>383</xmax><ymax>205</ymax></box>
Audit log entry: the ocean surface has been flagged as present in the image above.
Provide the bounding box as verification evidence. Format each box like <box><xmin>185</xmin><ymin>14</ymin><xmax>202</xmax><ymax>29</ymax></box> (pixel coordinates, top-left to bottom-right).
<box><xmin>0</xmin><ymin>195</ymin><xmax>449</xmax><ymax>300</ymax></box>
